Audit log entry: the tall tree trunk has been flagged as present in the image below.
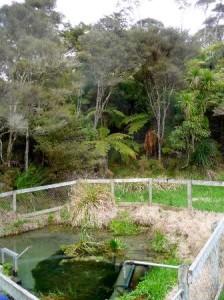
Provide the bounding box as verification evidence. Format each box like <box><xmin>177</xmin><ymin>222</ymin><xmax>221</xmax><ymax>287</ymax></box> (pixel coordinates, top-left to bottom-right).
<box><xmin>25</xmin><ymin>127</ymin><xmax>29</xmax><ymax>171</ymax></box>
<box><xmin>0</xmin><ymin>137</ymin><xmax>3</xmax><ymax>163</ymax></box>
<box><xmin>157</xmin><ymin>107</ymin><xmax>162</xmax><ymax>161</ymax></box>
<box><xmin>94</xmin><ymin>82</ymin><xmax>112</xmax><ymax>129</ymax></box>
<box><xmin>6</xmin><ymin>130</ymin><xmax>16</xmax><ymax>167</ymax></box>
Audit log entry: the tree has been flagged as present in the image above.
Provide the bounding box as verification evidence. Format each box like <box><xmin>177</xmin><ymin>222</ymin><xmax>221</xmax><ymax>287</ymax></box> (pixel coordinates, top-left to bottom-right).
<box><xmin>131</xmin><ymin>26</ymin><xmax>195</xmax><ymax>160</ymax></box>
<box><xmin>90</xmin><ymin>127</ymin><xmax>137</xmax><ymax>174</ymax></box>
<box><xmin>77</xmin><ymin>14</ymin><xmax>137</xmax><ymax>129</ymax></box>
<box><xmin>170</xmin><ymin>46</ymin><xmax>224</xmax><ymax>166</ymax></box>
<box><xmin>0</xmin><ymin>0</ymin><xmax>67</xmax><ymax>170</ymax></box>
<box><xmin>176</xmin><ymin>0</ymin><xmax>224</xmax><ymax>45</ymax></box>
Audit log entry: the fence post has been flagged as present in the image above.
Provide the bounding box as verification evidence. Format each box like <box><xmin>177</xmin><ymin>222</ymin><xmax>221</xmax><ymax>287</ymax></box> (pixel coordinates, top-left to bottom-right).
<box><xmin>211</xmin><ymin>222</ymin><xmax>220</xmax><ymax>293</ymax></box>
<box><xmin>187</xmin><ymin>180</ymin><xmax>192</xmax><ymax>210</ymax></box>
<box><xmin>178</xmin><ymin>265</ymin><xmax>189</xmax><ymax>300</ymax></box>
<box><xmin>148</xmin><ymin>178</ymin><xmax>153</xmax><ymax>205</ymax></box>
<box><xmin>12</xmin><ymin>191</ymin><xmax>17</xmax><ymax>213</ymax></box>
<box><xmin>111</xmin><ymin>180</ymin><xmax>115</xmax><ymax>199</ymax></box>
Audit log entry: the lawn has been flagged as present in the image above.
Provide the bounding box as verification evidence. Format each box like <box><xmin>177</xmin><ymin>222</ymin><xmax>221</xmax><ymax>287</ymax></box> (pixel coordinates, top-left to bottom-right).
<box><xmin>115</xmin><ymin>183</ymin><xmax>224</xmax><ymax>213</ymax></box>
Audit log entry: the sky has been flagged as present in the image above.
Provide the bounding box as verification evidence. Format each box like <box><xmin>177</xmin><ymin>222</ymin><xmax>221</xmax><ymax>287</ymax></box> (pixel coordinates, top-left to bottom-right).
<box><xmin>0</xmin><ymin>0</ymin><xmax>205</xmax><ymax>33</ymax></box>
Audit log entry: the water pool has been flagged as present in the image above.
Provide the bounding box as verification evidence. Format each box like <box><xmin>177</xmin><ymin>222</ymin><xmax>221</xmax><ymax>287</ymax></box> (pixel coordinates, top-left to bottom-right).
<box><xmin>0</xmin><ymin>226</ymin><xmax>152</xmax><ymax>299</ymax></box>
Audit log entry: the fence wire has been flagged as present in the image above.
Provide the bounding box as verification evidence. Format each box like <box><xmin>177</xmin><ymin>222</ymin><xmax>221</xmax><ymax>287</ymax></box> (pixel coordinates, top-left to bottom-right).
<box><xmin>16</xmin><ymin>185</ymin><xmax>71</xmax><ymax>214</ymax></box>
<box><xmin>0</xmin><ymin>196</ymin><xmax>13</xmax><ymax>212</ymax></box>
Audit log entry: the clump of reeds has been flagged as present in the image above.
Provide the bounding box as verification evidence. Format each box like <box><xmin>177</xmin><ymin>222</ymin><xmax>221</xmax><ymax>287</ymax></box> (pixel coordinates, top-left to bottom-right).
<box><xmin>70</xmin><ymin>182</ymin><xmax>117</xmax><ymax>228</ymax></box>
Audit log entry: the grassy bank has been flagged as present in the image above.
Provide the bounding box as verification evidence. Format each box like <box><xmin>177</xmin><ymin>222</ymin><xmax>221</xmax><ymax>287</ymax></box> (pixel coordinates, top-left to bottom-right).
<box><xmin>119</xmin><ymin>260</ymin><xmax>179</xmax><ymax>300</ymax></box>
<box><xmin>115</xmin><ymin>184</ymin><xmax>224</xmax><ymax>212</ymax></box>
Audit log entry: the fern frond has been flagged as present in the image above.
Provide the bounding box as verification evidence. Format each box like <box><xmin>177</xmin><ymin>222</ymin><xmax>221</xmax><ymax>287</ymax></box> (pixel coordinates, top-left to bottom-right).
<box><xmin>123</xmin><ymin>113</ymin><xmax>149</xmax><ymax>134</ymax></box>
<box><xmin>110</xmin><ymin>140</ymin><xmax>136</xmax><ymax>159</ymax></box>
<box><xmin>107</xmin><ymin>132</ymin><xmax>130</xmax><ymax>142</ymax></box>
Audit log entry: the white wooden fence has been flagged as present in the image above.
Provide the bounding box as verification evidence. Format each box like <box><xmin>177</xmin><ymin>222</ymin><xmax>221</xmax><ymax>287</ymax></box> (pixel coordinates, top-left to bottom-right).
<box><xmin>0</xmin><ymin>271</ymin><xmax>39</xmax><ymax>300</ymax></box>
<box><xmin>172</xmin><ymin>218</ymin><xmax>224</xmax><ymax>300</ymax></box>
<box><xmin>0</xmin><ymin>177</ymin><xmax>224</xmax><ymax>215</ymax></box>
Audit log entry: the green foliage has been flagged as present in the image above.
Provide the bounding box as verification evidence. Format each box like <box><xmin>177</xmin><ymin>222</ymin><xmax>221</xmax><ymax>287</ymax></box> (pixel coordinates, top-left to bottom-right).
<box><xmin>8</xmin><ymin>218</ymin><xmax>28</xmax><ymax>233</ymax></box>
<box><xmin>0</xmin><ymin>0</ymin><xmax>224</xmax><ymax>184</ymax></box>
<box><xmin>118</xmin><ymin>259</ymin><xmax>179</xmax><ymax>300</ymax></box>
<box><xmin>109</xmin><ymin>213</ymin><xmax>141</xmax><ymax>236</ymax></box>
<box><xmin>123</xmin><ymin>113</ymin><xmax>149</xmax><ymax>135</ymax></box>
<box><xmin>16</xmin><ymin>165</ymin><xmax>47</xmax><ymax>189</ymax></box>
<box><xmin>192</xmin><ymin>138</ymin><xmax>220</xmax><ymax>168</ymax></box>
<box><xmin>62</xmin><ymin>237</ymin><xmax>126</xmax><ymax>260</ymax></box>
<box><xmin>60</xmin><ymin>207</ymin><xmax>71</xmax><ymax>222</ymax></box>
<box><xmin>94</xmin><ymin>127</ymin><xmax>137</xmax><ymax>161</ymax></box>
<box><xmin>149</xmin><ymin>231</ymin><xmax>177</xmax><ymax>259</ymax></box>
<box><xmin>2</xmin><ymin>263</ymin><xmax>13</xmax><ymax>277</ymax></box>
<box><xmin>47</xmin><ymin>214</ymin><xmax>55</xmax><ymax>225</ymax></box>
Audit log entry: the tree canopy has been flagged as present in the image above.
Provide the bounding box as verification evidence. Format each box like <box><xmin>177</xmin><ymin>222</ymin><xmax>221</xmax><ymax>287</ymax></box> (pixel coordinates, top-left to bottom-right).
<box><xmin>0</xmin><ymin>0</ymin><xmax>224</xmax><ymax>189</ymax></box>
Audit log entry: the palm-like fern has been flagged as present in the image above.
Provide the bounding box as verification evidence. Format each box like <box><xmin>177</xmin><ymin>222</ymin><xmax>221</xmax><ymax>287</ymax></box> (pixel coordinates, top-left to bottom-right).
<box><xmin>94</xmin><ymin>127</ymin><xmax>137</xmax><ymax>160</ymax></box>
<box><xmin>123</xmin><ymin>113</ymin><xmax>149</xmax><ymax>134</ymax></box>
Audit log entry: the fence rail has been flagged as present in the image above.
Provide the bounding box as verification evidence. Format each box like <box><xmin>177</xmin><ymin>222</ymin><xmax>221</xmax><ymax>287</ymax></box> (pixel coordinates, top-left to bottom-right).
<box><xmin>1</xmin><ymin>177</ymin><xmax>224</xmax><ymax>215</ymax></box>
<box><xmin>0</xmin><ymin>271</ymin><xmax>38</xmax><ymax>300</ymax></box>
<box><xmin>171</xmin><ymin>218</ymin><xmax>224</xmax><ymax>300</ymax></box>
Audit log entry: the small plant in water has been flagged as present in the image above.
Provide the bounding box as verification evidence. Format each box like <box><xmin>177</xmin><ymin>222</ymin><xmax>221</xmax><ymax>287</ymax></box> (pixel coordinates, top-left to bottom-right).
<box><xmin>149</xmin><ymin>231</ymin><xmax>177</xmax><ymax>259</ymax></box>
<box><xmin>2</xmin><ymin>263</ymin><xmax>13</xmax><ymax>277</ymax></box>
<box><xmin>109</xmin><ymin>212</ymin><xmax>140</xmax><ymax>236</ymax></box>
<box><xmin>107</xmin><ymin>238</ymin><xmax>126</xmax><ymax>259</ymax></box>
<box><xmin>60</xmin><ymin>207</ymin><xmax>70</xmax><ymax>223</ymax></box>
<box><xmin>47</xmin><ymin>214</ymin><xmax>55</xmax><ymax>225</ymax></box>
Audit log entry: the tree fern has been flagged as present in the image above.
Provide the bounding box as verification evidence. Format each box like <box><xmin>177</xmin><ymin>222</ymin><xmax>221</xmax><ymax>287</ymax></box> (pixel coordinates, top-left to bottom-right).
<box><xmin>91</xmin><ymin>127</ymin><xmax>137</xmax><ymax>162</ymax></box>
<box><xmin>123</xmin><ymin>113</ymin><xmax>149</xmax><ymax>134</ymax></box>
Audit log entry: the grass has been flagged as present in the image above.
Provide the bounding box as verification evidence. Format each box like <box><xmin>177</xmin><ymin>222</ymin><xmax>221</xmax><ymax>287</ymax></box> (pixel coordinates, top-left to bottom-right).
<box><xmin>115</xmin><ymin>184</ymin><xmax>224</xmax><ymax>213</ymax></box>
<box><xmin>118</xmin><ymin>230</ymin><xmax>179</xmax><ymax>300</ymax></box>
<box><xmin>118</xmin><ymin>259</ymin><xmax>179</xmax><ymax>300</ymax></box>
<box><xmin>219</xmin><ymin>293</ymin><xmax>224</xmax><ymax>300</ymax></box>
<box><xmin>109</xmin><ymin>213</ymin><xmax>141</xmax><ymax>236</ymax></box>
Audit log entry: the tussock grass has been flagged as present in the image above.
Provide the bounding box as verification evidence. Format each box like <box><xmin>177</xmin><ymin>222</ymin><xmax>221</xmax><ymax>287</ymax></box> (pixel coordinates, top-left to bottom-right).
<box><xmin>70</xmin><ymin>182</ymin><xmax>117</xmax><ymax>228</ymax></box>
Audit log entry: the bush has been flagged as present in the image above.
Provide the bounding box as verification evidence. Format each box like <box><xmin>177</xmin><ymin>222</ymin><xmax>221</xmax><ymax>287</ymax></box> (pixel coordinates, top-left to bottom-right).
<box><xmin>2</xmin><ymin>263</ymin><xmax>13</xmax><ymax>276</ymax></box>
<box><xmin>191</xmin><ymin>139</ymin><xmax>220</xmax><ymax>169</ymax></box>
<box><xmin>16</xmin><ymin>165</ymin><xmax>47</xmax><ymax>189</ymax></box>
<box><xmin>70</xmin><ymin>182</ymin><xmax>117</xmax><ymax>228</ymax></box>
<box><xmin>138</xmin><ymin>157</ymin><xmax>164</xmax><ymax>176</ymax></box>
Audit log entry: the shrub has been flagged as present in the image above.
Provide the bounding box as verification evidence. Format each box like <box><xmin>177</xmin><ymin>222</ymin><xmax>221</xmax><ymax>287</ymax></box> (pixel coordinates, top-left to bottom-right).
<box><xmin>191</xmin><ymin>139</ymin><xmax>220</xmax><ymax>169</ymax></box>
<box><xmin>70</xmin><ymin>182</ymin><xmax>117</xmax><ymax>228</ymax></box>
<box><xmin>16</xmin><ymin>165</ymin><xmax>47</xmax><ymax>189</ymax></box>
<box><xmin>2</xmin><ymin>263</ymin><xmax>13</xmax><ymax>276</ymax></box>
<box><xmin>138</xmin><ymin>157</ymin><xmax>164</xmax><ymax>176</ymax></box>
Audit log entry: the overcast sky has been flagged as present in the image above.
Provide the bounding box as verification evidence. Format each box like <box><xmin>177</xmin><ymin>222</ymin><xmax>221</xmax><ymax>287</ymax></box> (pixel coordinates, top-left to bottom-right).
<box><xmin>0</xmin><ymin>0</ymin><xmax>205</xmax><ymax>33</ymax></box>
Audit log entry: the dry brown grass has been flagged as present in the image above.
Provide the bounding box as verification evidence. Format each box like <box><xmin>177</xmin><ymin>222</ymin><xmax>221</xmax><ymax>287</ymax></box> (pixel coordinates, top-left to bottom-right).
<box><xmin>122</xmin><ymin>205</ymin><xmax>223</xmax><ymax>260</ymax></box>
<box><xmin>70</xmin><ymin>182</ymin><xmax>117</xmax><ymax>228</ymax></box>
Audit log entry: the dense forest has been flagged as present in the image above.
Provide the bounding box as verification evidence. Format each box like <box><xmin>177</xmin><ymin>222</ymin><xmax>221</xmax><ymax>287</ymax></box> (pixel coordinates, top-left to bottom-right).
<box><xmin>1</xmin><ymin>0</ymin><xmax>224</xmax><ymax>190</ymax></box>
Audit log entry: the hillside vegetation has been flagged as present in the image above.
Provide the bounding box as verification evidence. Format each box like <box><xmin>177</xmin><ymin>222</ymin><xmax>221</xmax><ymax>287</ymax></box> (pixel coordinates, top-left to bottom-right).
<box><xmin>1</xmin><ymin>0</ymin><xmax>224</xmax><ymax>191</ymax></box>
